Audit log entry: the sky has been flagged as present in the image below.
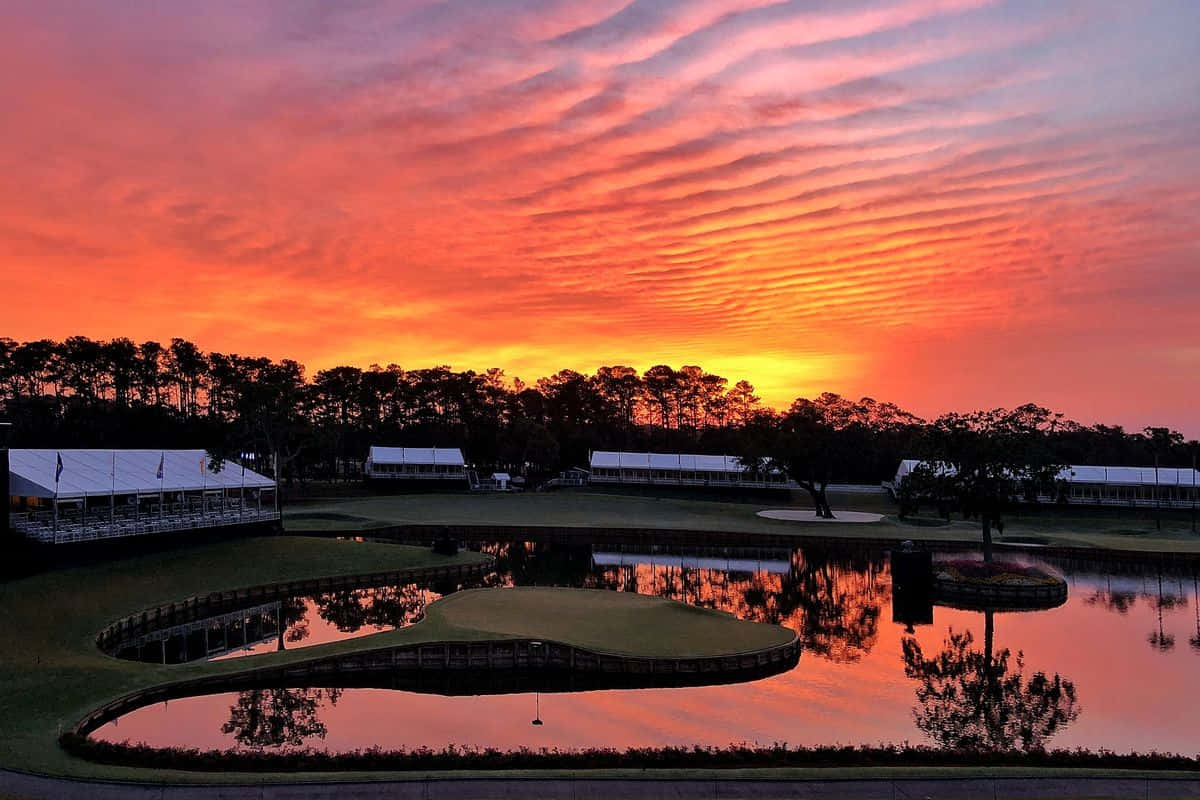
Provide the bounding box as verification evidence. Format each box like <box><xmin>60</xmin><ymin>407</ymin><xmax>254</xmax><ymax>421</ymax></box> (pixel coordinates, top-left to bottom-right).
<box><xmin>1</xmin><ymin>0</ymin><xmax>1198</xmax><ymax>431</ymax></box>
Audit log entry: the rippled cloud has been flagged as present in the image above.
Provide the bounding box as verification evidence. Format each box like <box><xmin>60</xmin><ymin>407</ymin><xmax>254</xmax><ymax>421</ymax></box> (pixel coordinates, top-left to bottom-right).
<box><xmin>1</xmin><ymin>0</ymin><xmax>1198</xmax><ymax>428</ymax></box>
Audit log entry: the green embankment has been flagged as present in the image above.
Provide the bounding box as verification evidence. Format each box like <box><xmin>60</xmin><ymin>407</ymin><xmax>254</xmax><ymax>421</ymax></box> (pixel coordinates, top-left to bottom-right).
<box><xmin>0</xmin><ymin>537</ymin><xmax>485</xmax><ymax>780</ymax></box>
<box><xmin>0</xmin><ymin>536</ymin><xmax>791</xmax><ymax>783</ymax></box>
<box><xmin>285</xmin><ymin>491</ymin><xmax>1200</xmax><ymax>554</ymax></box>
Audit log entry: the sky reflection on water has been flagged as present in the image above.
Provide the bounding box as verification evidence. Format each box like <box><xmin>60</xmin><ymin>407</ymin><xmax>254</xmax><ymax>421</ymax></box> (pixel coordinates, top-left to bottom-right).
<box><xmin>96</xmin><ymin>543</ymin><xmax>1200</xmax><ymax>755</ymax></box>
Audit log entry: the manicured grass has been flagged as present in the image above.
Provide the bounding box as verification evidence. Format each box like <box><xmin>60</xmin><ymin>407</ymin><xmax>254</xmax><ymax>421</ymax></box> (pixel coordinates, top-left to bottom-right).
<box><xmin>0</xmin><ymin>536</ymin><xmax>487</xmax><ymax>781</ymax></box>
<box><xmin>0</xmin><ymin>536</ymin><xmax>791</xmax><ymax>784</ymax></box>
<box><xmin>284</xmin><ymin>491</ymin><xmax>1200</xmax><ymax>554</ymax></box>
<box><xmin>427</xmin><ymin>586</ymin><xmax>793</xmax><ymax>657</ymax></box>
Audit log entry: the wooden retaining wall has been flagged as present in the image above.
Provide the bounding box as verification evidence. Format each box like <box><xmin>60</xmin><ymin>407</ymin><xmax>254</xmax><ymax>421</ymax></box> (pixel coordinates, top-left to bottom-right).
<box><xmin>95</xmin><ymin>558</ymin><xmax>494</xmax><ymax>654</ymax></box>
<box><xmin>933</xmin><ymin>577</ymin><xmax>1069</xmax><ymax>610</ymax></box>
<box><xmin>72</xmin><ymin>633</ymin><xmax>801</xmax><ymax>740</ymax></box>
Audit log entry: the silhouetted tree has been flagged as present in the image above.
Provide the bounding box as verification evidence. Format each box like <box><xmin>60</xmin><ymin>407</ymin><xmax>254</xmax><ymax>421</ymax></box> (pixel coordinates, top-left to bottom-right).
<box><xmin>907</xmin><ymin>405</ymin><xmax>1065</xmax><ymax>562</ymax></box>
<box><xmin>222</xmin><ymin>687</ymin><xmax>342</xmax><ymax>749</ymax></box>
<box><xmin>902</xmin><ymin>611</ymin><xmax>1079</xmax><ymax>752</ymax></box>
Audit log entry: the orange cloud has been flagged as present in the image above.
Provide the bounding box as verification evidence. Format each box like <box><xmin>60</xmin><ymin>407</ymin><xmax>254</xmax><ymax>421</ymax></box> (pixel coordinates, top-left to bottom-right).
<box><xmin>1</xmin><ymin>1</ymin><xmax>1198</xmax><ymax>430</ymax></box>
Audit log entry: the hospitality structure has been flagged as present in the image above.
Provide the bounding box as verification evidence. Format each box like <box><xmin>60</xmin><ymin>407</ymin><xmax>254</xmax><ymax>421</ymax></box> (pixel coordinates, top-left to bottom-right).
<box><xmin>364</xmin><ymin>446</ymin><xmax>470</xmax><ymax>488</ymax></box>
<box><xmin>588</xmin><ymin>450</ymin><xmax>796</xmax><ymax>490</ymax></box>
<box><xmin>889</xmin><ymin>459</ymin><xmax>1200</xmax><ymax>509</ymax></box>
<box><xmin>6</xmin><ymin>449</ymin><xmax>279</xmax><ymax>546</ymax></box>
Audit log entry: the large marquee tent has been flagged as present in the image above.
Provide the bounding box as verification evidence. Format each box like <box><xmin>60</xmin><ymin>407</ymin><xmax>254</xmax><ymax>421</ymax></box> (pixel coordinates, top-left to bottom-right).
<box><xmin>365</xmin><ymin>446</ymin><xmax>469</xmax><ymax>482</ymax></box>
<box><xmin>9</xmin><ymin>449</ymin><xmax>274</xmax><ymax>499</ymax></box>
<box><xmin>7</xmin><ymin>449</ymin><xmax>278</xmax><ymax>545</ymax></box>
<box><xmin>589</xmin><ymin>450</ymin><xmax>794</xmax><ymax>489</ymax></box>
<box><xmin>890</xmin><ymin>459</ymin><xmax>1200</xmax><ymax>509</ymax></box>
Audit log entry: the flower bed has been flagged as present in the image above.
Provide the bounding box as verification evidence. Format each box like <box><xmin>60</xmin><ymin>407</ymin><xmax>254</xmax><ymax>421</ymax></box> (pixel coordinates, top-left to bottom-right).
<box><xmin>932</xmin><ymin>558</ymin><xmax>1068</xmax><ymax>610</ymax></box>
<box><xmin>934</xmin><ymin>558</ymin><xmax>1063</xmax><ymax>587</ymax></box>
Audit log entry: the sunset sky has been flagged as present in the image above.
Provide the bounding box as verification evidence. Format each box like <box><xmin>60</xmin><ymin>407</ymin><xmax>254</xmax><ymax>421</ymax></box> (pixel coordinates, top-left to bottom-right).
<box><xmin>2</xmin><ymin>1</ymin><xmax>1198</xmax><ymax>431</ymax></box>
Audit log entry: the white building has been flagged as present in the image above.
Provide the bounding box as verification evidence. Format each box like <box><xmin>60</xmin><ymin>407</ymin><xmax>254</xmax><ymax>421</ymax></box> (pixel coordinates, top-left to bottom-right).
<box><xmin>889</xmin><ymin>459</ymin><xmax>1200</xmax><ymax>509</ymax></box>
<box><xmin>7</xmin><ymin>449</ymin><xmax>278</xmax><ymax>545</ymax></box>
<box><xmin>364</xmin><ymin>446</ymin><xmax>468</xmax><ymax>484</ymax></box>
<box><xmin>588</xmin><ymin>451</ymin><xmax>795</xmax><ymax>489</ymax></box>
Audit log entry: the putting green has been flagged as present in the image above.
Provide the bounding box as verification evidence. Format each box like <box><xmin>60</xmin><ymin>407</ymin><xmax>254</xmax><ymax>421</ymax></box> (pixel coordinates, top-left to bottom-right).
<box><xmin>426</xmin><ymin>586</ymin><xmax>795</xmax><ymax>658</ymax></box>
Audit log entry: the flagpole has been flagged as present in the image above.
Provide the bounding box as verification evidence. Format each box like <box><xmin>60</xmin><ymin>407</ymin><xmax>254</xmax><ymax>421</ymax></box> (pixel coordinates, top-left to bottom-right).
<box><xmin>53</xmin><ymin>457</ymin><xmax>59</xmax><ymax>540</ymax></box>
<box><xmin>159</xmin><ymin>452</ymin><xmax>164</xmax><ymax>524</ymax></box>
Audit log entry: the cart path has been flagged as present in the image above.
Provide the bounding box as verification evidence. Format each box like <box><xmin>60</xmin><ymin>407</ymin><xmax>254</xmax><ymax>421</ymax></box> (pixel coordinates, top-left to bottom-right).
<box><xmin>4</xmin><ymin>770</ymin><xmax>1200</xmax><ymax>800</ymax></box>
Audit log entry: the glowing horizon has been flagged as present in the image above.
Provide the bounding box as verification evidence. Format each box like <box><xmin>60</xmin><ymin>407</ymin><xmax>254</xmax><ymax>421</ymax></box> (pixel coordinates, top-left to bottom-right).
<box><xmin>2</xmin><ymin>1</ymin><xmax>1198</xmax><ymax>433</ymax></box>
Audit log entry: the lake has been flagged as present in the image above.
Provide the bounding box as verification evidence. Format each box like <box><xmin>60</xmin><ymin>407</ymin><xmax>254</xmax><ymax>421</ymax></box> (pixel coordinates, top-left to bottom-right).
<box><xmin>95</xmin><ymin>540</ymin><xmax>1200</xmax><ymax>756</ymax></box>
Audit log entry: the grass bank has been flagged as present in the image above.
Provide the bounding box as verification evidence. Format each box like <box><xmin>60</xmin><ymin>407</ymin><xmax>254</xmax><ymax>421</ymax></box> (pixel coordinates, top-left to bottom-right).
<box><xmin>0</xmin><ymin>537</ymin><xmax>486</xmax><ymax>781</ymax></box>
<box><xmin>0</xmin><ymin>537</ymin><xmax>792</xmax><ymax>784</ymax></box>
<box><xmin>284</xmin><ymin>491</ymin><xmax>1200</xmax><ymax>555</ymax></box>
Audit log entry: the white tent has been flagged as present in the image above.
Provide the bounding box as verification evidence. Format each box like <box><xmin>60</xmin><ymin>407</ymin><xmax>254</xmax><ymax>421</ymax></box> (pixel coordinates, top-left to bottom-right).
<box><xmin>1061</xmin><ymin>465</ymin><xmax>1200</xmax><ymax>487</ymax></box>
<box><xmin>890</xmin><ymin>458</ymin><xmax>1200</xmax><ymax>509</ymax></box>
<box><xmin>9</xmin><ymin>449</ymin><xmax>274</xmax><ymax>500</ymax></box>
<box><xmin>588</xmin><ymin>450</ymin><xmax>793</xmax><ymax>488</ymax></box>
<box><xmin>892</xmin><ymin>459</ymin><xmax>1200</xmax><ymax>489</ymax></box>
<box><xmin>591</xmin><ymin>451</ymin><xmax>753</xmax><ymax>473</ymax></box>
<box><xmin>368</xmin><ymin>446</ymin><xmax>466</xmax><ymax>467</ymax></box>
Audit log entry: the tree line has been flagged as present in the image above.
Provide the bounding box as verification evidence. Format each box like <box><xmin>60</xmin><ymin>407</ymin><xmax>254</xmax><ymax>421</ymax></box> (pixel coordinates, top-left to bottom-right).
<box><xmin>1</xmin><ymin>336</ymin><xmax>1194</xmax><ymax>494</ymax></box>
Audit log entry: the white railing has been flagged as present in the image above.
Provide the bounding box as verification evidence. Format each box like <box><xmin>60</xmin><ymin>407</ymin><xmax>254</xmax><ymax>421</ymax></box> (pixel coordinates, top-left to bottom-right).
<box><xmin>589</xmin><ymin>474</ymin><xmax>797</xmax><ymax>489</ymax></box>
<box><xmin>12</xmin><ymin>508</ymin><xmax>282</xmax><ymax>545</ymax></box>
<box><xmin>121</xmin><ymin>600</ymin><xmax>283</xmax><ymax>650</ymax></box>
<box><xmin>366</xmin><ymin>468</ymin><xmax>468</xmax><ymax>480</ymax></box>
<box><xmin>1035</xmin><ymin>493</ymin><xmax>1200</xmax><ymax>510</ymax></box>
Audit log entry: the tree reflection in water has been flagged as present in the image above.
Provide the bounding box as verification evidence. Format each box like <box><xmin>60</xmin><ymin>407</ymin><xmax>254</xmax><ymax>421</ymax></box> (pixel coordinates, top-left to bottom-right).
<box><xmin>1191</xmin><ymin>575</ymin><xmax>1200</xmax><ymax>653</ymax></box>
<box><xmin>278</xmin><ymin>597</ymin><xmax>310</xmax><ymax>650</ymax></box>
<box><xmin>734</xmin><ymin>550</ymin><xmax>885</xmax><ymax>663</ymax></box>
<box><xmin>584</xmin><ymin>545</ymin><xmax>886</xmax><ymax>663</ymax></box>
<box><xmin>314</xmin><ymin>584</ymin><xmax>429</xmax><ymax>632</ymax></box>
<box><xmin>1147</xmin><ymin>572</ymin><xmax>1183</xmax><ymax>653</ymax></box>
<box><xmin>222</xmin><ymin>688</ymin><xmax>342</xmax><ymax>749</ymax></box>
<box><xmin>902</xmin><ymin>610</ymin><xmax>1079</xmax><ymax>752</ymax></box>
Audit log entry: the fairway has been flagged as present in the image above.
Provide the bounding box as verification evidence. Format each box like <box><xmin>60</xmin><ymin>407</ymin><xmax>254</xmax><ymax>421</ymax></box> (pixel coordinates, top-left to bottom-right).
<box><xmin>285</xmin><ymin>490</ymin><xmax>1200</xmax><ymax>555</ymax></box>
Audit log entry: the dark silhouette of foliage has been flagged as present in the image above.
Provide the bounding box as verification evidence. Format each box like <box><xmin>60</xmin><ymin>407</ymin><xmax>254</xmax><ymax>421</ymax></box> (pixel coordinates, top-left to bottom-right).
<box><xmin>313</xmin><ymin>584</ymin><xmax>427</xmax><ymax>632</ymax></box>
<box><xmin>62</xmin><ymin>734</ymin><xmax>1200</xmax><ymax>773</ymax></box>
<box><xmin>221</xmin><ymin>687</ymin><xmax>342</xmax><ymax>749</ymax></box>
<box><xmin>902</xmin><ymin>611</ymin><xmax>1079</xmax><ymax>752</ymax></box>
<box><xmin>906</xmin><ymin>405</ymin><xmax>1067</xmax><ymax>562</ymax></box>
<box><xmin>1</xmin><ymin>335</ymin><xmax>1193</xmax><ymax>490</ymax></box>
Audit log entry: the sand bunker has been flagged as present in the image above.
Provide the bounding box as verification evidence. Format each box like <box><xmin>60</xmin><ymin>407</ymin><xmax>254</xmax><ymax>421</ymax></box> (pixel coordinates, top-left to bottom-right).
<box><xmin>756</xmin><ymin>509</ymin><xmax>885</xmax><ymax>523</ymax></box>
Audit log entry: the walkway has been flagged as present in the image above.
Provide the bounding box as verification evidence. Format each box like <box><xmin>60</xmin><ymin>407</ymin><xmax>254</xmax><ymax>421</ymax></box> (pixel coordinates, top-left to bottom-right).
<box><xmin>4</xmin><ymin>771</ymin><xmax>1200</xmax><ymax>800</ymax></box>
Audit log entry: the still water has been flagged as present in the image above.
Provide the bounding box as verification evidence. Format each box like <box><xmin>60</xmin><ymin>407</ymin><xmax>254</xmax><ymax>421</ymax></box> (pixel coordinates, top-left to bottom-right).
<box><xmin>96</xmin><ymin>542</ymin><xmax>1200</xmax><ymax>755</ymax></box>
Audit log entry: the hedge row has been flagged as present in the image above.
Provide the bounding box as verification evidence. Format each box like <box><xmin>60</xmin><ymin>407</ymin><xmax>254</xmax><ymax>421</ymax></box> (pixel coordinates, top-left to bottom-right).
<box><xmin>61</xmin><ymin>735</ymin><xmax>1200</xmax><ymax>773</ymax></box>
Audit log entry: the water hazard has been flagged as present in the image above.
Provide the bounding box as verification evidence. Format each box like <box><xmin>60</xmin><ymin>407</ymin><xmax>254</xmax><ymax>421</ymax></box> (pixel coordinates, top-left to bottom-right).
<box><xmin>94</xmin><ymin>541</ymin><xmax>1200</xmax><ymax>756</ymax></box>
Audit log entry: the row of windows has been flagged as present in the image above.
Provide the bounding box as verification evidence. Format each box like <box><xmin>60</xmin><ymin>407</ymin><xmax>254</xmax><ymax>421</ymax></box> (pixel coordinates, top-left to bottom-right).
<box><xmin>591</xmin><ymin>467</ymin><xmax>787</xmax><ymax>483</ymax></box>
<box><xmin>369</xmin><ymin>463</ymin><xmax>465</xmax><ymax>475</ymax></box>
<box><xmin>1066</xmin><ymin>484</ymin><xmax>1200</xmax><ymax>501</ymax></box>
